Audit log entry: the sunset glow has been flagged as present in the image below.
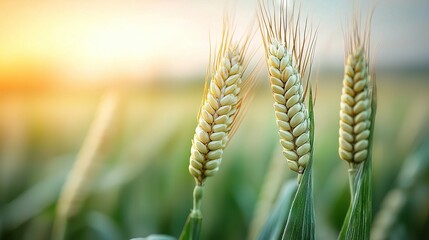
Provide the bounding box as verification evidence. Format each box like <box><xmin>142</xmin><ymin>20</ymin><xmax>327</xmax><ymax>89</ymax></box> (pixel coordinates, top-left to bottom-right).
<box><xmin>0</xmin><ymin>0</ymin><xmax>428</xmax><ymax>86</ymax></box>
<box><xmin>0</xmin><ymin>0</ymin><xmax>228</xmax><ymax>85</ymax></box>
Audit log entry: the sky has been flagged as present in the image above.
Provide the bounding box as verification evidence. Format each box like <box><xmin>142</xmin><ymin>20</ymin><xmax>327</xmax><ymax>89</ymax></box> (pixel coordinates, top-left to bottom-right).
<box><xmin>0</xmin><ymin>0</ymin><xmax>428</xmax><ymax>84</ymax></box>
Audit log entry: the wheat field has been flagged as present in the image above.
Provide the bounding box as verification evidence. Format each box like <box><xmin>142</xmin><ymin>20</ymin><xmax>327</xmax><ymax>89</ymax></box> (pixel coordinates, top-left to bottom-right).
<box><xmin>0</xmin><ymin>69</ymin><xmax>428</xmax><ymax>239</ymax></box>
<box><xmin>1</xmin><ymin>0</ymin><xmax>429</xmax><ymax>239</ymax></box>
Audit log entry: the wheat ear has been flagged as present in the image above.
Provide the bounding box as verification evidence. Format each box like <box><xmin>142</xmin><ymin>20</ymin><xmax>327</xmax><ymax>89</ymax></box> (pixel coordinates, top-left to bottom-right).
<box><xmin>258</xmin><ymin>0</ymin><xmax>316</xmax><ymax>181</ymax></box>
<box><xmin>188</xmin><ymin>19</ymin><xmax>258</xmax><ymax>186</ymax></box>
<box><xmin>182</xmin><ymin>19</ymin><xmax>258</xmax><ymax>239</ymax></box>
<box><xmin>339</xmin><ymin>9</ymin><xmax>374</xmax><ymax>170</ymax></box>
<box><xmin>51</xmin><ymin>91</ymin><xmax>121</xmax><ymax>240</ymax></box>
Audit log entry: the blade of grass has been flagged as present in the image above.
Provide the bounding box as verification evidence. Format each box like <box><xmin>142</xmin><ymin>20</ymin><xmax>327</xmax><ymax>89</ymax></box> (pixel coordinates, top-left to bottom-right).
<box><xmin>87</xmin><ymin>211</ymin><xmax>123</xmax><ymax>240</ymax></box>
<box><xmin>258</xmin><ymin>180</ymin><xmax>298</xmax><ymax>240</ymax></box>
<box><xmin>338</xmin><ymin>150</ymin><xmax>372</xmax><ymax>240</ymax></box>
<box><xmin>371</xmin><ymin>134</ymin><xmax>429</xmax><ymax>239</ymax></box>
<box><xmin>178</xmin><ymin>214</ymin><xmax>202</xmax><ymax>240</ymax></box>
<box><xmin>0</xmin><ymin>155</ymin><xmax>72</xmax><ymax>231</ymax></box>
<box><xmin>282</xmin><ymin>87</ymin><xmax>315</xmax><ymax>240</ymax></box>
<box><xmin>248</xmin><ymin>146</ymin><xmax>289</xmax><ymax>240</ymax></box>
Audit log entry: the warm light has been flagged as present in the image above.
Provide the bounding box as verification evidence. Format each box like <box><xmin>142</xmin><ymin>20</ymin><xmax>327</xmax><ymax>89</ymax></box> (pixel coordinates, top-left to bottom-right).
<box><xmin>0</xmin><ymin>0</ymin><xmax>231</xmax><ymax>85</ymax></box>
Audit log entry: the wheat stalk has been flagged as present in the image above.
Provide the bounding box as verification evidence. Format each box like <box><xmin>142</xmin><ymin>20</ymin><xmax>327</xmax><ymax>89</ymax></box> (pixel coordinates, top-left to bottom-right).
<box><xmin>179</xmin><ymin>17</ymin><xmax>260</xmax><ymax>239</ymax></box>
<box><xmin>258</xmin><ymin>0</ymin><xmax>316</xmax><ymax>182</ymax></box>
<box><xmin>188</xmin><ymin>19</ymin><xmax>258</xmax><ymax>187</ymax></box>
<box><xmin>51</xmin><ymin>91</ymin><xmax>121</xmax><ymax>240</ymax></box>
<box><xmin>181</xmin><ymin>17</ymin><xmax>259</xmax><ymax>239</ymax></box>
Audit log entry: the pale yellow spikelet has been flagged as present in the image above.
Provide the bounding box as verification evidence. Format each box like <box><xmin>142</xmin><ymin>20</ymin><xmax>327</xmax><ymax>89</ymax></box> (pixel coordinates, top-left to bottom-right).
<box><xmin>52</xmin><ymin>91</ymin><xmax>121</xmax><ymax>240</ymax></box>
<box><xmin>339</xmin><ymin>47</ymin><xmax>371</xmax><ymax>164</ymax></box>
<box><xmin>258</xmin><ymin>0</ymin><xmax>316</xmax><ymax>179</ymax></box>
<box><xmin>339</xmin><ymin>8</ymin><xmax>374</xmax><ymax>166</ymax></box>
<box><xmin>189</xmin><ymin>20</ymin><xmax>257</xmax><ymax>186</ymax></box>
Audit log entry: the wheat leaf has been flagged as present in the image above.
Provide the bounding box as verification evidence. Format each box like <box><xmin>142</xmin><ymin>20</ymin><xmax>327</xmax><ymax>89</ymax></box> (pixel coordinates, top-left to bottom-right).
<box><xmin>282</xmin><ymin>87</ymin><xmax>315</xmax><ymax>240</ymax></box>
<box><xmin>258</xmin><ymin>180</ymin><xmax>298</xmax><ymax>240</ymax></box>
<box><xmin>179</xmin><ymin>213</ymin><xmax>202</xmax><ymax>240</ymax></box>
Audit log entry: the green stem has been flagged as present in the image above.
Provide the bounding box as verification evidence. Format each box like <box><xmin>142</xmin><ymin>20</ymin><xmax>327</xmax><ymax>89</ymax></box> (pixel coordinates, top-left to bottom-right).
<box><xmin>191</xmin><ymin>185</ymin><xmax>203</xmax><ymax>218</ymax></box>
<box><xmin>179</xmin><ymin>185</ymin><xmax>203</xmax><ymax>240</ymax></box>
<box><xmin>348</xmin><ymin>163</ymin><xmax>357</xmax><ymax>202</ymax></box>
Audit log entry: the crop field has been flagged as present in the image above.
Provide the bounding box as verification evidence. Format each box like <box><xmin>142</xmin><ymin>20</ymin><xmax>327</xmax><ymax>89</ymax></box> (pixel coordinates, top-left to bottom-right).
<box><xmin>1</xmin><ymin>69</ymin><xmax>428</xmax><ymax>239</ymax></box>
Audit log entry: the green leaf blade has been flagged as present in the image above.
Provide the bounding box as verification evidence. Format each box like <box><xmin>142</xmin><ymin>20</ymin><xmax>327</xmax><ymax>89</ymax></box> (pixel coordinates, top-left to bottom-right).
<box><xmin>338</xmin><ymin>154</ymin><xmax>373</xmax><ymax>240</ymax></box>
<box><xmin>179</xmin><ymin>213</ymin><xmax>202</xmax><ymax>240</ymax></box>
<box><xmin>282</xmin><ymin>87</ymin><xmax>316</xmax><ymax>240</ymax></box>
<box><xmin>258</xmin><ymin>180</ymin><xmax>298</xmax><ymax>240</ymax></box>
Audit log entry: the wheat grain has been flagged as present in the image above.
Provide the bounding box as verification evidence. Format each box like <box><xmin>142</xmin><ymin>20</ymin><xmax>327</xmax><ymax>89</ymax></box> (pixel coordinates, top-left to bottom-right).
<box><xmin>188</xmin><ymin>19</ymin><xmax>257</xmax><ymax>186</ymax></box>
<box><xmin>339</xmin><ymin>48</ymin><xmax>371</xmax><ymax>164</ymax></box>
<box><xmin>339</xmin><ymin>10</ymin><xmax>374</xmax><ymax>167</ymax></box>
<box><xmin>258</xmin><ymin>0</ymin><xmax>316</xmax><ymax>180</ymax></box>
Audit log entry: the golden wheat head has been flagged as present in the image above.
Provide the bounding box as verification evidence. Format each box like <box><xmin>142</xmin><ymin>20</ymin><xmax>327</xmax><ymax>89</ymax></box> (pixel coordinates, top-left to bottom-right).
<box><xmin>258</xmin><ymin>0</ymin><xmax>316</xmax><ymax>179</ymax></box>
<box><xmin>188</xmin><ymin>18</ymin><xmax>258</xmax><ymax>186</ymax></box>
<box><xmin>339</xmin><ymin>9</ymin><xmax>375</xmax><ymax>166</ymax></box>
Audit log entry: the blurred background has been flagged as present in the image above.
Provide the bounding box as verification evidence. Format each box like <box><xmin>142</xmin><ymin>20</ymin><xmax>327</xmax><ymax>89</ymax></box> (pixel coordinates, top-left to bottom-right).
<box><xmin>1</xmin><ymin>0</ymin><xmax>428</xmax><ymax>239</ymax></box>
